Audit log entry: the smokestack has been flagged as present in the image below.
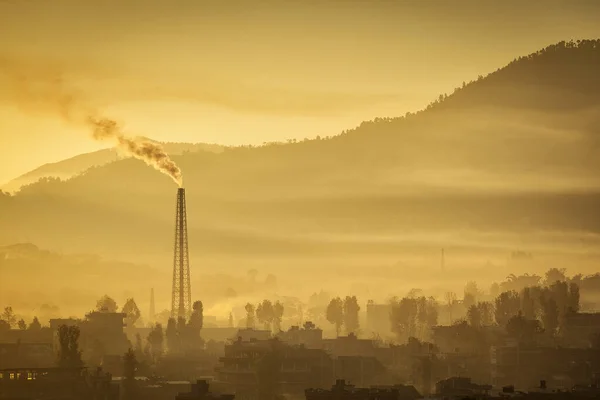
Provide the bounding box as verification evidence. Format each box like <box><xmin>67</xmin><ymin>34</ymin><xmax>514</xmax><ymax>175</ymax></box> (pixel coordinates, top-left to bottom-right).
<box><xmin>149</xmin><ymin>288</ymin><xmax>155</xmax><ymax>324</ymax></box>
<box><xmin>171</xmin><ymin>188</ymin><xmax>191</xmax><ymax>319</ymax></box>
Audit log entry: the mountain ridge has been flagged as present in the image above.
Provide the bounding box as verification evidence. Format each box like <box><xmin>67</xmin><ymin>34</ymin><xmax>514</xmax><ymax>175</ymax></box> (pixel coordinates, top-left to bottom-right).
<box><xmin>1</xmin><ymin>40</ymin><xmax>600</xmax><ymax>264</ymax></box>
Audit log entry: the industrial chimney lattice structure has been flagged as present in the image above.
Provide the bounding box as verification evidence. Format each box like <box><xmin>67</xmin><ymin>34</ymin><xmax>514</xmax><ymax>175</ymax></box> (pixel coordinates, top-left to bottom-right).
<box><xmin>171</xmin><ymin>188</ymin><xmax>192</xmax><ymax>320</ymax></box>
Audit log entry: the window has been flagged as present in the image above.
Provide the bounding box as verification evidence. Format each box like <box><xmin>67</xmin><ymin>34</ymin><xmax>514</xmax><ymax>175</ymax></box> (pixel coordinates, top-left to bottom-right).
<box><xmin>27</xmin><ymin>372</ymin><xmax>33</xmax><ymax>380</ymax></box>
<box><xmin>9</xmin><ymin>373</ymin><xmax>15</xmax><ymax>380</ymax></box>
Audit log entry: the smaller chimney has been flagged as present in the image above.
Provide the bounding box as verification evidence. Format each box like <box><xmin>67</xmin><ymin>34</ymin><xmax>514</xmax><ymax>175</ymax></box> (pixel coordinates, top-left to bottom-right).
<box><xmin>149</xmin><ymin>288</ymin><xmax>155</xmax><ymax>324</ymax></box>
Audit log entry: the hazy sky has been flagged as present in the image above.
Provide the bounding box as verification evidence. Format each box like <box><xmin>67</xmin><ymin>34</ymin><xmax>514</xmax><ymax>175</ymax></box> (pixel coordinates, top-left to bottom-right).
<box><xmin>1</xmin><ymin>0</ymin><xmax>600</xmax><ymax>184</ymax></box>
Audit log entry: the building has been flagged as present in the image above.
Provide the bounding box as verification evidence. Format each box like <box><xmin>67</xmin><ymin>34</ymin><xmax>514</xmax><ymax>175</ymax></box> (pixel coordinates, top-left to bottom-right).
<box><xmin>322</xmin><ymin>334</ymin><xmax>378</xmax><ymax>358</ymax></box>
<box><xmin>434</xmin><ymin>377</ymin><xmax>491</xmax><ymax>398</ymax></box>
<box><xmin>214</xmin><ymin>338</ymin><xmax>333</xmax><ymax>400</ymax></box>
<box><xmin>0</xmin><ymin>343</ymin><xmax>54</xmax><ymax>369</ymax></box>
<box><xmin>176</xmin><ymin>380</ymin><xmax>235</xmax><ymax>400</ymax></box>
<box><xmin>0</xmin><ymin>367</ymin><xmax>115</xmax><ymax>399</ymax></box>
<box><xmin>491</xmin><ymin>345</ymin><xmax>600</xmax><ymax>390</ymax></box>
<box><xmin>305</xmin><ymin>379</ymin><xmax>421</xmax><ymax>400</ymax></box>
<box><xmin>277</xmin><ymin>326</ymin><xmax>324</xmax><ymax>349</ymax></box>
<box><xmin>234</xmin><ymin>328</ymin><xmax>272</xmax><ymax>342</ymax></box>
<box><xmin>563</xmin><ymin>312</ymin><xmax>600</xmax><ymax>348</ymax></box>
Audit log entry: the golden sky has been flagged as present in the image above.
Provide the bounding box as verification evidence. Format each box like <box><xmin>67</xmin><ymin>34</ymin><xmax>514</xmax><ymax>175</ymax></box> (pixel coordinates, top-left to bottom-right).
<box><xmin>1</xmin><ymin>0</ymin><xmax>600</xmax><ymax>184</ymax></box>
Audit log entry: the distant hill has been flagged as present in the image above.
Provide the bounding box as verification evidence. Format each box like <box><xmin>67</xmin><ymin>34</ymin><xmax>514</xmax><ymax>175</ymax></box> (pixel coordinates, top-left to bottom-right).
<box><xmin>1</xmin><ymin>142</ymin><xmax>225</xmax><ymax>193</ymax></box>
<box><xmin>1</xmin><ymin>40</ymin><xmax>600</xmax><ymax>270</ymax></box>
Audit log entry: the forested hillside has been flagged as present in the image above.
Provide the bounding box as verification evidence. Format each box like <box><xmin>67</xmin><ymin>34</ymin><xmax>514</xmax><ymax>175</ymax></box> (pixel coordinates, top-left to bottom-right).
<box><xmin>1</xmin><ymin>40</ymin><xmax>599</xmax><ymax>270</ymax></box>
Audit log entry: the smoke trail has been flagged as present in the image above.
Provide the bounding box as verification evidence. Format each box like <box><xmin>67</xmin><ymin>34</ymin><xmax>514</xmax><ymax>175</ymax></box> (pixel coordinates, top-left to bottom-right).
<box><xmin>0</xmin><ymin>55</ymin><xmax>183</xmax><ymax>186</ymax></box>
<box><xmin>87</xmin><ymin>116</ymin><xmax>182</xmax><ymax>186</ymax></box>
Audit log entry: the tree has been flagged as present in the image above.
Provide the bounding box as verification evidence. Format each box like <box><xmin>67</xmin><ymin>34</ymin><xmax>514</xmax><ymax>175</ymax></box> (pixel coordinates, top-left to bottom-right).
<box><xmin>120</xmin><ymin>349</ymin><xmax>138</xmax><ymax>400</ymax></box>
<box><xmin>189</xmin><ymin>301</ymin><xmax>204</xmax><ymax>332</ymax></box>
<box><xmin>343</xmin><ymin>296</ymin><xmax>360</xmax><ymax>334</ymax></box>
<box><xmin>425</xmin><ymin>297</ymin><xmax>439</xmax><ymax>327</ymax></box>
<box><xmin>303</xmin><ymin>321</ymin><xmax>316</xmax><ymax>330</ymax></box>
<box><xmin>520</xmin><ymin>287</ymin><xmax>536</xmax><ymax>319</ymax></box>
<box><xmin>122</xmin><ymin>298</ymin><xmax>141</xmax><ymax>328</ymax></box>
<box><xmin>506</xmin><ymin>313</ymin><xmax>543</xmax><ymax>344</ymax></box>
<box><xmin>1</xmin><ymin>306</ymin><xmax>16</xmax><ymax>328</ymax></box>
<box><xmin>96</xmin><ymin>295</ymin><xmax>118</xmax><ymax>313</ymax></box>
<box><xmin>228</xmin><ymin>312</ymin><xmax>234</xmax><ymax>328</ymax></box>
<box><xmin>256</xmin><ymin>300</ymin><xmax>274</xmax><ymax>331</ymax></box>
<box><xmin>540</xmin><ymin>292</ymin><xmax>559</xmax><ymax>335</ymax></box>
<box><xmin>165</xmin><ymin>318</ymin><xmax>179</xmax><ymax>354</ymax></box>
<box><xmin>463</xmin><ymin>282</ymin><xmax>479</xmax><ymax>310</ymax></box>
<box><xmin>494</xmin><ymin>291</ymin><xmax>520</xmax><ymax>327</ymax></box>
<box><xmin>17</xmin><ymin>319</ymin><xmax>26</xmax><ymax>330</ymax></box>
<box><xmin>28</xmin><ymin>317</ymin><xmax>42</xmax><ymax>330</ymax></box>
<box><xmin>467</xmin><ymin>305</ymin><xmax>481</xmax><ymax>328</ymax></box>
<box><xmin>146</xmin><ymin>323</ymin><xmax>164</xmax><ymax>362</ymax></box>
<box><xmin>545</xmin><ymin>268</ymin><xmax>567</xmax><ymax>285</ymax></box>
<box><xmin>245</xmin><ymin>303</ymin><xmax>256</xmax><ymax>329</ymax></box>
<box><xmin>57</xmin><ymin>325</ymin><xmax>82</xmax><ymax>368</ymax></box>
<box><xmin>0</xmin><ymin>320</ymin><xmax>10</xmax><ymax>332</ymax></box>
<box><xmin>445</xmin><ymin>292</ymin><xmax>457</xmax><ymax>324</ymax></box>
<box><xmin>326</xmin><ymin>297</ymin><xmax>344</xmax><ymax>337</ymax></box>
<box><xmin>568</xmin><ymin>282</ymin><xmax>580</xmax><ymax>313</ymax></box>
<box><xmin>478</xmin><ymin>301</ymin><xmax>495</xmax><ymax>326</ymax></box>
<box><xmin>273</xmin><ymin>301</ymin><xmax>284</xmax><ymax>332</ymax></box>
<box><xmin>134</xmin><ymin>333</ymin><xmax>144</xmax><ymax>361</ymax></box>
<box><xmin>390</xmin><ymin>297</ymin><xmax>418</xmax><ymax>341</ymax></box>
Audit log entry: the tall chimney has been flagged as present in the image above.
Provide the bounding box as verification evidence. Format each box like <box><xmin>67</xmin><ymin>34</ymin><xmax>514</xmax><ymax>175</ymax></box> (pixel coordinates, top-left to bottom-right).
<box><xmin>171</xmin><ymin>188</ymin><xmax>191</xmax><ymax>319</ymax></box>
<box><xmin>149</xmin><ymin>288</ymin><xmax>155</xmax><ymax>324</ymax></box>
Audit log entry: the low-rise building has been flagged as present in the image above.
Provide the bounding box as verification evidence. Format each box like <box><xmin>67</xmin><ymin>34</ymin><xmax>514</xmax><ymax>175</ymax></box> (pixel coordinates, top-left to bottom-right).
<box><xmin>305</xmin><ymin>379</ymin><xmax>421</xmax><ymax>400</ymax></box>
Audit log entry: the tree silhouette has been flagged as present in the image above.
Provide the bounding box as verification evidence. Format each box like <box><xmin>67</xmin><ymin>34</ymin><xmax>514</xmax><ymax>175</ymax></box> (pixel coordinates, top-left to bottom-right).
<box><xmin>540</xmin><ymin>292</ymin><xmax>559</xmax><ymax>335</ymax></box>
<box><xmin>494</xmin><ymin>291</ymin><xmax>520</xmax><ymax>327</ymax></box>
<box><xmin>506</xmin><ymin>312</ymin><xmax>543</xmax><ymax>344</ymax></box>
<box><xmin>326</xmin><ymin>297</ymin><xmax>344</xmax><ymax>337</ymax></box>
<box><xmin>478</xmin><ymin>302</ymin><xmax>495</xmax><ymax>326</ymax></box>
<box><xmin>57</xmin><ymin>325</ymin><xmax>82</xmax><ymax>368</ymax></box>
<box><xmin>568</xmin><ymin>283</ymin><xmax>580</xmax><ymax>313</ymax></box>
<box><xmin>256</xmin><ymin>300</ymin><xmax>274</xmax><ymax>331</ymax></box>
<box><xmin>122</xmin><ymin>298</ymin><xmax>141</xmax><ymax>328</ymax></box>
<box><xmin>273</xmin><ymin>301</ymin><xmax>284</xmax><ymax>332</ymax></box>
<box><xmin>245</xmin><ymin>303</ymin><xmax>256</xmax><ymax>329</ymax></box>
<box><xmin>189</xmin><ymin>301</ymin><xmax>204</xmax><ymax>332</ymax></box>
<box><xmin>520</xmin><ymin>287</ymin><xmax>536</xmax><ymax>320</ymax></box>
<box><xmin>343</xmin><ymin>296</ymin><xmax>360</xmax><ymax>334</ymax></box>
<box><xmin>28</xmin><ymin>317</ymin><xmax>42</xmax><ymax>330</ymax></box>
<box><xmin>1</xmin><ymin>306</ymin><xmax>16</xmax><ymax>328</ymax></box>
<box><xmin>467</xmin><ymin>305</ymin><xmax>481</xmax><ymax>328</ymax></box>
<box><xmin>165</xmin><ymin>318</ymin><xmax>179</xmax><ymax>354</ymax></box>
<box><xmin>146</xmin><ymin>323</ymin><xmax>164</xmax><ymax>362</ymax></box>
<box><xmin>0</xmin><ymin>320</ymin><xmax>9</xmax><ymax>332</ymax></box>
<box><xmin>17</xmin><ymin>319</ymin><xmax>26</xmax><ymax>330</ymax></box>
<box><xmin>303</xmin><ymin>321</ymin><xmax>316</xmax><ymax>330</ymax></box>
<box><xmin>444</xmin><ymin>292</ymin><xmax>457</xmax><ymax>324</ymax></box>
<box><xmin>96</xmin><ymin>295</ymin><xmax>118</xmax><ymax>313</ymax></box>
<box><xmin>120</xmin><ymin>348</ymin><xmax>138</xmax><ymax>400</ymax></box>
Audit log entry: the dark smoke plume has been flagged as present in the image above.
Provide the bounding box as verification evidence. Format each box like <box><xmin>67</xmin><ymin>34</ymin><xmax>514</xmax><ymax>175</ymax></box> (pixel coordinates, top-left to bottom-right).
<box><xmin>0</xmin><ymin>55</ymin><xmax>183</xmax><ymax>186</ymax></box>
<box><xmin>87</xmin><ymin>117</ymin><xmax>182</xmax><ymax>186</ymax></box>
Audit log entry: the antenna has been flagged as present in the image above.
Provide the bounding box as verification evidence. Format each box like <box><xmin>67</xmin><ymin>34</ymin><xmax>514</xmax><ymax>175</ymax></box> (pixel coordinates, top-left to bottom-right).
<box><xmin>441</xmin><ymin>248</ymin><xmax>445</xmax><ymax>272</ymax></box>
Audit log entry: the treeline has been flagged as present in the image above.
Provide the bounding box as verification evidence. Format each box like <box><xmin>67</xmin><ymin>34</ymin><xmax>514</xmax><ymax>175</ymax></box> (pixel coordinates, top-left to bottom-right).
<box><xmin>243</xmin><ymin>299</ymin><xmax>285</xmax><ymax>332</ymax></box>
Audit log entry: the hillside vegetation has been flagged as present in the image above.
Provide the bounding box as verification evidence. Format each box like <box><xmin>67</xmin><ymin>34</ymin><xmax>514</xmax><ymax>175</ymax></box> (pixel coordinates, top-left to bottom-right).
<box><xmin>1</xmin><ymin>40</ymin><xmax>599</xmax><ymax>269</ymax></box>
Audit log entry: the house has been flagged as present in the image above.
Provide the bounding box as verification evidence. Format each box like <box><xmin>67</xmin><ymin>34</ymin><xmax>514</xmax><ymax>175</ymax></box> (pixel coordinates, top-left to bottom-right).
<box><xmin>305</xmin><ymin>379</ymin><xmax>421</xmax><ymax>400</ymax></box>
